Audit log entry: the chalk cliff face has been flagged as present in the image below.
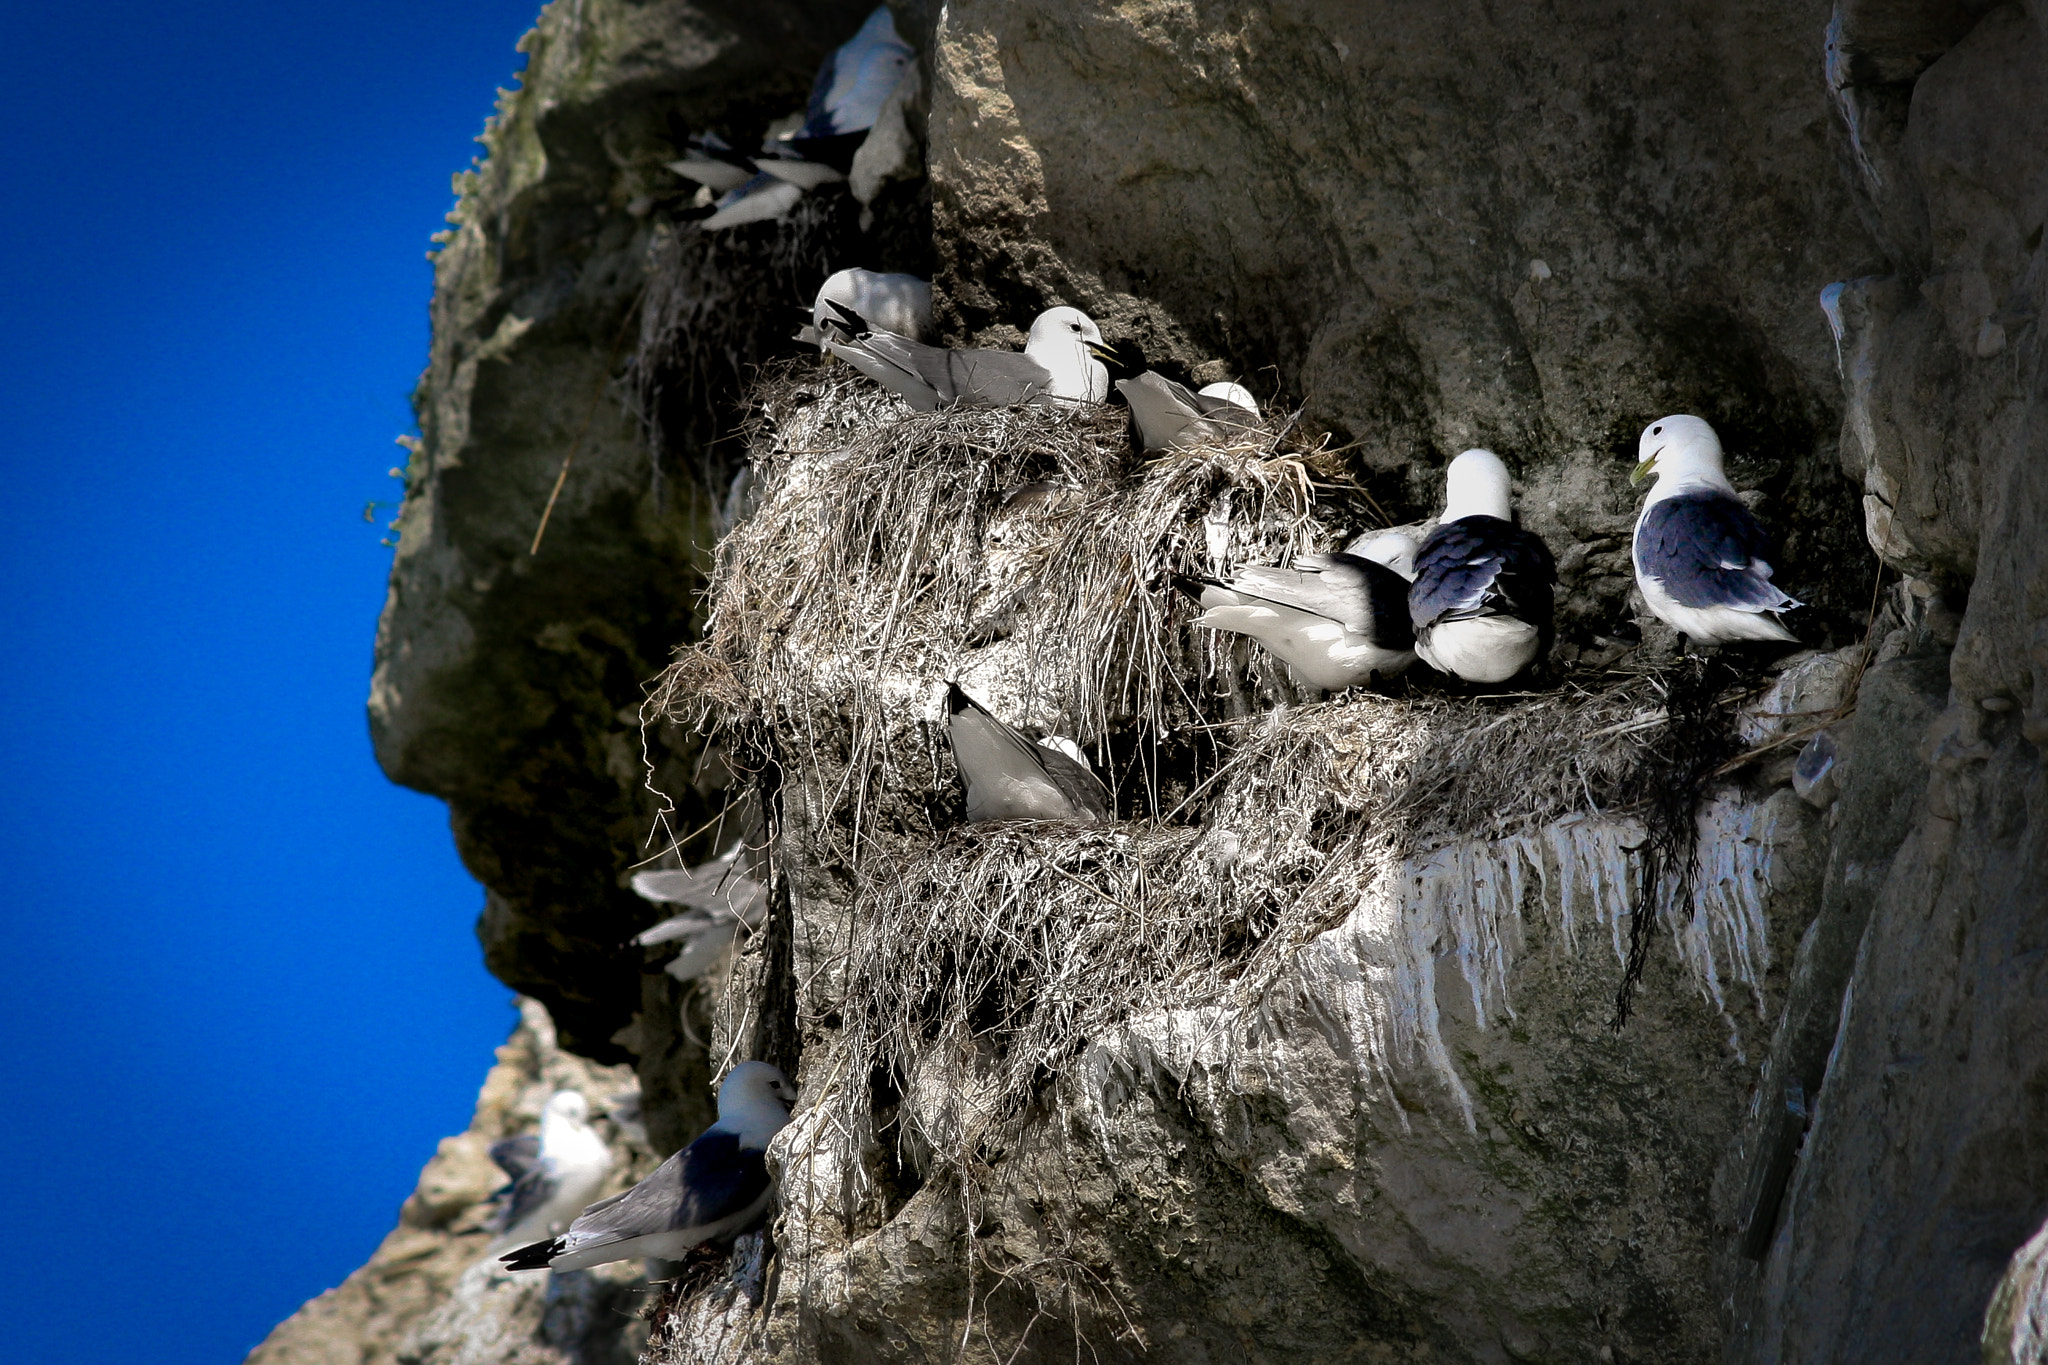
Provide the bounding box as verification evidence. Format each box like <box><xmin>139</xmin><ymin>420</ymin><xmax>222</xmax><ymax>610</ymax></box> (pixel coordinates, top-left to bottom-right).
<box><xmin>258</xmin><ymin>0</ymin><xmax>2047</xmax><ymax>1361</ymax></box>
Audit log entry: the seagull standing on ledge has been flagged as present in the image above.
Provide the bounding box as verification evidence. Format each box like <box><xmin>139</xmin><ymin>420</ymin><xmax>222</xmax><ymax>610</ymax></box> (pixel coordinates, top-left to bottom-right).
<box><xmin>945</xmin><ymin>684</ymin><xmax>1113</xmax><ymax>824</ymax></box>
<box><xmin>1186</xmin><ymin>532</ymin><xmax>1418</xmax><ymax>690</ymax></box>
<box><xmin>486</xmin><ymin>1091</ymin><xmax>614</xmax><ymax>1253</ymax></box>
<box><xmin>501</xmin><ymin>1062</ymin><xmax>799</xmax><ymax>1273</ymax></box>
<box><xmin>829</xmin><ymin>307</ymin><xmax>1109</xmax><ymax>411</ymax></box>
<box><xmin>1629</xmin><ymin>415</ymin><xmax>1802</xmax><ymax>645</ymax></box>
<box><xmin>1408</xmin><ymin>449</ymin><xmax>1557</xmax><ymax>684</ymax></box>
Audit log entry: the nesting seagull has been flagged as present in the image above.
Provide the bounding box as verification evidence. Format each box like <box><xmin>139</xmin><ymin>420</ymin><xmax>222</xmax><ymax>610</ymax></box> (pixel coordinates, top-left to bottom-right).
<box><xmin>631</xmin><ymin>844</ymin><xmax>769</xmax><ymax>984</ymax></box>
<box><xmin>829</xmin><ymin>307</ymin><xmax>1109</xmax><ymax>411</ymax></box>
<box><xmin>1099</xmin><ymin>362</ymin><xmax>1262</xmax><ymax>453</ymax></box>
<box><xmin>945</xmin><ymin>684</ymin><xmax>1113</xmax><ymax>824</ymax></box>
<box><xmin>1629</xmin><ymin>415</ymin><xmax>1801</xmax><ymax>645</ymax></box>
<box><xmin>487</xmin><ymin>1091</ymin><xmax>615</xmax><ymax>1253</ymax></box>
<box><xmin>1408</xmin><ymin>449</ymin><xmax>1557</xmax><ymax>684</ymax></box>
<box><xmin>501</xmin><ymin>1061</ymin><xmax>799</xmax><ymax>1273</ymax></box>
<box><xmin>1186</xmin><ymin>533</ymin><xmax>1419</xmax><ymax>690</ymax></box>
<box><xmin>800</xmin><ymin>268</ymin><xmax>934</xmax><ymax>348</ymax></box>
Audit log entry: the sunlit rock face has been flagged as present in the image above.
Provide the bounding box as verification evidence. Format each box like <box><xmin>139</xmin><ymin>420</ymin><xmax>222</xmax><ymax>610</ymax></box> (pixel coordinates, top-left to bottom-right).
<box><xmin>308</xmin><ymin>0</ymin><xmax>2048</xmax><ymax>1363</ymax></box>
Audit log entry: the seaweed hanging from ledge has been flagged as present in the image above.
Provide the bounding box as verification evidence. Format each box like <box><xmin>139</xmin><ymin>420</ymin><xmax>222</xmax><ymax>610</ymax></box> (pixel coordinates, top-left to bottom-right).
<box><xmin>1612</xmin><ymin>654</ymin><xmax>1745</xmax><ymax>1028</ymax></box>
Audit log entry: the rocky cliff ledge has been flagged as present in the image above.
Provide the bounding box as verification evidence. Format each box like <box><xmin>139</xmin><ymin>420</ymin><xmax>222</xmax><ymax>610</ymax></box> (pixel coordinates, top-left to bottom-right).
<box><xmin>255</xmin><ymin>1</ymin><xmax>2045</xmax><ymax>1362</ymax></box>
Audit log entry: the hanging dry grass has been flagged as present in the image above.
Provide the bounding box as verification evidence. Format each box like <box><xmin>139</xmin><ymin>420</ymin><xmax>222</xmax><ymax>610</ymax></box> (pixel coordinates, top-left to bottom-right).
<box><xmin>648</xmin><ymin>362</ymin><xmax>1368</xmax><ymax>858</ymax></box>
<box><xmin>635</xmin><ymin>360</ymin><xmax>1766</xmax><ymax>1347</ymax></box>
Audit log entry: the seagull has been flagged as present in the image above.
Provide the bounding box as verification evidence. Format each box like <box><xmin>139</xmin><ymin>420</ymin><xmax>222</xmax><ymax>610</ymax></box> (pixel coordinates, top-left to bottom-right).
<box><xmin>486</xmin><ymin>1091</ymin><xmax>615</xmax><ymax>1253</ymax></box>
<box><xmin>1629</xmin><ymin>415</ymin><xmax>1802</xmax><ymax>645</ymax></box>
<box><xmin>666</xmin><ymin>133</ymin><xmax>758</xmax><ymax>194</ymax></box>
<box><xmin>829</xmin><ymin>307</ymin><xmax>1109</xmax><ymax>411</ymax></box>
<box><xmin>500</xmin><ymin>1062</ymin><xmax>799</xmax><ymax>1273</ymax></box>
<box><xmin>800</xmin><ymin>268</ymin><xmax>934</xmax><ymax>348</ymax></box>
<box><xmin>945</xmin><ymin>683</ymin><xmax>1114</xmax><ymax>824</ymax></box>
<box><xmin>631</xmin><ymin>844</ymin><xmax>769</xmax><ymax>984</ymax></box>
<box><xmin>1186</xmin><ymin>533</ymin><xmax>1419</xmax><ymax>690</ymax></box>
<box><xmin>692</xmin><ymin>7</ymin><xmax>914</xmax><ymax>229</ymax></box>
<box><xmin>1408</xmin><ymin>449</ymin><xmax>1557</xmax><ymax>684</ymax></box>
<box><xmin>699</xmin><ymin>172</ymin><xmax>807</xmax><ymax>230</ymax></box>
<box><xmin>1096</xmin><ymin>361</ymin><xmax>1262</xmax><ymax>453</ymax></box>
<box><xmin>783</xmin><ymin>6</ymin><xmax>913</xmax><ymax>170</ymax></box>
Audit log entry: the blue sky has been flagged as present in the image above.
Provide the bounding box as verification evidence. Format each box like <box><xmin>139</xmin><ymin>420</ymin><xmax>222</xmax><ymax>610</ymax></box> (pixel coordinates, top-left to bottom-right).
<box><xmin>0</xmin><ymin>2</ymin><xmax>547</xmax><ymax>1360</ymax></box>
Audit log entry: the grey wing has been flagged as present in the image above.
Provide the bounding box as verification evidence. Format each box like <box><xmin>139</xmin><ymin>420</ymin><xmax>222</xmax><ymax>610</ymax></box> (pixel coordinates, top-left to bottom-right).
<box><xmin>933</xmin><ymin>346</ymin><xmax>1058</xmax><ymax>407</ymax></box>
<box><xmin>560</xmin><ymin>1133</ymin><xmax>766</xmax><ymax>1250</ymax></box>
<box><xmin>1228</xmin><ymin>559</ymin><xmax>1379</xmax><ymax>634</ymax></box>
<box><xmin>828</xmin><ymin>333</ymin><xmax>941</xmax><ymax>409</ymax></box>
<box><xmin>490</xmin><ymin>1133</ymin><xmax>542</xmax><ymax>1181</ymax></box>
<box><xmin>498</xmin><ymin>1158</ymin><xmax>560</xmax><ymax>1231</ymax></box>
<box><xmin>1034</xmin><ymin>745</ymin><xmax>1115</xmax><ymax>822</ymax></box>
<box><xmin>557</xmin><ymin>1149</ymin><xmax>692</xmax><ymax>1250</ymax></box>
<box><xmin>1638</xmin><ymin>492</ymin><xmax>1800</xmax><ymax>611</ymax></box>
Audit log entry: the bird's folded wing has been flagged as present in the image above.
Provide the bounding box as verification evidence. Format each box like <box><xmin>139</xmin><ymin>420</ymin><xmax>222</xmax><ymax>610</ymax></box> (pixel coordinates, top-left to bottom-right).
<box><xmin>556</xmin><ymin>1132</ymin><xmax>769</xmax><ymax>1256</ymax></box>
<box><xmin>930</xmin><ymin>346</ymin><xmax>1057</xmax><ymax>407</ymax></box>
<box><xmin>498</xmin><ymin>1159</ymin><xmax>560</xmax><ymax>1230</ymax></box>
<box><xmin>1411</xmin><ymin>520</ymin><xmax>1555</xmax><ymax>628</ymax></box>
<box><xmin>1226</xmin><ymin>563</ymin><xmax>1377</xmax><ymax>634</ymax></box>
<box><xmin>1032</xmin><ymin>744</ymin><xmax>1114</xmax><ymax>823</ymax></box>
<box><xmin>489</xmin><ymin>1134</ymin><xmax>542</xmax><ymax>1181</ymax></box>
<box><xmin>851</xmin><ymin>332</ymin><xmax>1056</xmax><ymax>408</ymax></box>
<box><xmin>1639</xmin><ymin>493</ymin><xmax>1796</xmax><ymax>610</ymax></box>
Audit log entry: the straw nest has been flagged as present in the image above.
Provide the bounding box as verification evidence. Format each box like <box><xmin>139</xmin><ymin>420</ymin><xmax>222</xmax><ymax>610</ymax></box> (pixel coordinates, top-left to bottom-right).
<box><xmin>648</xmin><ymin>363</ymin><xmax>1697</xmax><ymax>1211</ymax></box>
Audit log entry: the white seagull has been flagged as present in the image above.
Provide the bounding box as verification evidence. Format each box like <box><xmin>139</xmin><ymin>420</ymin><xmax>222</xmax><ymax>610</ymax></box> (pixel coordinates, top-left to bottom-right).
<box><xmin>1408</xmin><ymin>449</ymin><xmax>1557</xmax><ymax>684</ymax></box>
<box><xmin>631</xmin><ymin>844</ymin><xmax>769</xmax><ymax>984</ymax></box>
<box><xmin>1629</xmin><ymin>415</ymin><xmax>1802</xmax><ymax>645</ymax></box>
<box><xmin>486</xmin><ymin>1091</ymin><xmax>615</xmax><ymax>1253</ymax></box>
<box><xmin>501</xmin><ymin>1062</ymin><xmax>799</xmax><ymax>1273</ymax></box>
<box><xmin>801</xmin><ymin>268</ymin><xmax>934</xmax><ymax>348</ymax></box>
<box><xmin>829</xmin><ymin>307</ymin><xmax>1109</xmax><ymax>411</ymax></box>
<box><xmin>946</xmin><ymin>684</ymin><xmax>1113</xmax><ymax>824</ymax></box>
<box><xmin>1188</xmin><ymin>532</ymin><xmax>1419</xmax><ymax>690</ymax></box>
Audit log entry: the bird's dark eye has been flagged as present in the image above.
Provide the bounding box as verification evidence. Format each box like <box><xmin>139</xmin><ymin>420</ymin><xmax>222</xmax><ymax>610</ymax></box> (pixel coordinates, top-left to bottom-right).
<box><xmin>1652</xmin><ymin>424</ymin><xmax>1662</xmax><ymax>434</ymax></box>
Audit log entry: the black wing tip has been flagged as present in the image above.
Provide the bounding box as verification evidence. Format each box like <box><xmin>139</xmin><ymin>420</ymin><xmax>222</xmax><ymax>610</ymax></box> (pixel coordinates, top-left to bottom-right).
<box><xmin>944</xmin><ymin>681</ymin><xmax>972</xmax><ymax>714</ymax></box>
<box><xmin>499</xmin><ymin>1238</ymin><xmax>562</xmax><ymax>1272</ymax></box>
<box><xmin>823</xmin><ymin>297</ymin><xmax>866</xmax><ymax>333</ymax></box>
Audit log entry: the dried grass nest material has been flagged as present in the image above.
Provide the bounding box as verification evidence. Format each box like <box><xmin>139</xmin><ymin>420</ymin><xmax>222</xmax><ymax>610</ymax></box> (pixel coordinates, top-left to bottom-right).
<box><xmin>647</xmin><ymin>365</ymin><xmax>1696</xmax><ymax>1178</ymax></box>
<box><xmin>651</xmin><ymin>363</ymin><xmax>1358</xmax><ymax>750</ymax></box>
<box><xmin>827</xmin><ymin>680</ymin><xmax>1668</xmax><ymax>1170</ymax></box>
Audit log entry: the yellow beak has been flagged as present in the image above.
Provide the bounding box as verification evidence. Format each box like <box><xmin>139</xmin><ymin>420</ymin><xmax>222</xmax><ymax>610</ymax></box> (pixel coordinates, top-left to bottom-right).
<box><xmin>1629</xmin><ymin>454</ymin><xmax>1658</xmax><ymax>487</ymax></box>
